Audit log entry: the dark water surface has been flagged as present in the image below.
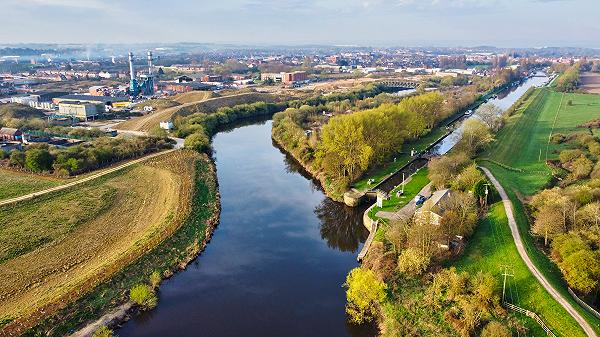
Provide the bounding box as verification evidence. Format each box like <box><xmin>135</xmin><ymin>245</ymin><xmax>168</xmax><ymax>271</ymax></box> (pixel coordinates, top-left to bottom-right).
<box><xmin>117</xmin><ymin>120</ymin><xmax>374</xmax><ymax>337</ymax></box>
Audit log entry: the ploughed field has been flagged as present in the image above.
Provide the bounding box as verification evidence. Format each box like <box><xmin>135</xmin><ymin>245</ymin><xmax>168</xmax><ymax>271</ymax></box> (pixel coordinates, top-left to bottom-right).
<box><xmin>0</xmin><ymin>150</ymin><xmax>200</xmax><ymax>331</ymax></box>
<box><xmin>581</xmin><ymin>72</ymin><xmax>600</xmax><ymax>94</ymax></box>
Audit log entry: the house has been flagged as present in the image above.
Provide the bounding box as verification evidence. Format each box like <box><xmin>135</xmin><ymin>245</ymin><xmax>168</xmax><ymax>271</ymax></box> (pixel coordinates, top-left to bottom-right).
<box><xmin>414</xmin><ymin>189</ymin><xmax>451</xmax><ymax>226</ymax></box>
<box><xmin>0</xmin><ymin>127</ymin><xmax>23</xmax><ymax>142</ymax></box>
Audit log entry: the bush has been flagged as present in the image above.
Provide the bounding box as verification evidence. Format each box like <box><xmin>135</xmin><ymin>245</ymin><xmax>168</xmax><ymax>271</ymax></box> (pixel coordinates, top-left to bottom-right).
<box><xmin>397</xmin><ymin>248</ymin><xmax>431</xmax><ymax>277</ymax></box>
<box><xmin>481</xmin><ymin>321</ymin><xmax>511</xmax><ymax>337</ymax></box>
<box><xmin>149</xmin><ymin>271</ymin><xmax>162</xmax><ymax>290</ymax></box>
<box><xmin>129</xmin><ymin>284</ymin><xmax>158</xmax><ymax>310</ymax></box>
<box><xmin>92</xmin><ymin>325</ymin><xmax>116</xmax><ymax>337</ymax></box>
<box><xmin>184</xmin><ymin>131</ymin><xmax>210</xmax><ymax>153</ymax></box>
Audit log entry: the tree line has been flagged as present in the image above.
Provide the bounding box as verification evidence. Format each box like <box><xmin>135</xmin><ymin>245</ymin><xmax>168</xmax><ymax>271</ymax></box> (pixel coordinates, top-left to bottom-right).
<box><xmin>1</xmin><ymin>136</ymin><xmax>173</xmax><ymax>176</ymax></box>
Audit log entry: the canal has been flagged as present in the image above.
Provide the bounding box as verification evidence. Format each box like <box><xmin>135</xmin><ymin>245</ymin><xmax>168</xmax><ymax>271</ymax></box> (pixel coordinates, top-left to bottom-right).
<box><xmin>117</xmin><ymin>119</ymin><xmax>375</xmax><ymax>337</ymax></box>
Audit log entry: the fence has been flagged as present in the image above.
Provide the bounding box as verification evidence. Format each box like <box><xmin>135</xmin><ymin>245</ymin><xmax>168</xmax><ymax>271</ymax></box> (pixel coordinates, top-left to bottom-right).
<box><xmin>568</xmin><ymin>288</ymin><xmax>600</xmax><ymax>320</ymax></box>
<box><xmin>504</xmin><ymin>302</ymin><xmax>557</xmax><ymax>337</ymax></box>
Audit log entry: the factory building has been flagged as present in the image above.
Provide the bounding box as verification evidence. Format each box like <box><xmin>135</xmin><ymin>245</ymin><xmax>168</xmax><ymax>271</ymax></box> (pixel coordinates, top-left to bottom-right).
<box><xmin>58</xmin><ymin>102</ymin><xmax>104</xmax><ymax>120</ymax></box>
<box><xmin>261</xmin><ymin>71</ymin><xmax>307</xmax><ymax>84</ymax></box>
<box><xmin>53</xmin><ymin>94</ymin><xmax>130</xmax><ymax>108</ymax></box>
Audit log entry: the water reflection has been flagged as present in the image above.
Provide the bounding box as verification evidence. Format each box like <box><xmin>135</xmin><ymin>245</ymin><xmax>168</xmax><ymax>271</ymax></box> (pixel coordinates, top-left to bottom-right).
<box><xmin>316</xmin><ymin>199</ymin><xmax>369</xmax><ymax>252</ymax></box>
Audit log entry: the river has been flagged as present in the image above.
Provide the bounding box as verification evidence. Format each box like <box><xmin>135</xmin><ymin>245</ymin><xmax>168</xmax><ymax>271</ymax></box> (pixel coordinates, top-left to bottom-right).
<box><xmin>116</xmin><ymin>74</ymin><xmax>549</xmax><ymax>336</ymax></box>
<box><xmin>117</xmin><ymin>119</ymin><xmax>375</xmax><ymax>337</ymax></box>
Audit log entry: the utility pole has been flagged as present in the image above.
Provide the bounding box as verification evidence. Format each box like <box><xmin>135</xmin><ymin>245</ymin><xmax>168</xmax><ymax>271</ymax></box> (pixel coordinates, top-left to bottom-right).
<box><xmin>501</xmin><ymin>265</ymin><xmax>514</xmax><ymax>304</ymax></box>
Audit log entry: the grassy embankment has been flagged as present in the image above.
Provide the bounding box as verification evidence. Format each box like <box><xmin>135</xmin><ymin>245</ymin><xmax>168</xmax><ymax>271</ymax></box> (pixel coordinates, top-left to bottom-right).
<box><xmin>0</xmin><ymin>150</ymin><xmax>218</xmax><ymax>336</ymax></box>
<box><xmin>452</xmin><ymin>203</ymin><xmax>583</xmax><ymax>337</ymax></box>
<box><xmin>479</xmin><ymin>88</ymin><xmax>600</xmax><ymax>335</ymax></box>
<box><xmin>367</xmin><ymin>168</ymin><xmax>429</xmax><ymax>222</ymax></box>
<box><xmin>0</xmin><ymin>169</ymin><xmax>63</xmax><ymax>200</ymax></box>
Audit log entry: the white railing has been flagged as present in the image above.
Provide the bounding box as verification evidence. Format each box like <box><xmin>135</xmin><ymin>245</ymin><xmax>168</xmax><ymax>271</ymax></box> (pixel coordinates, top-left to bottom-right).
<box><xmin>504</xmin><ymin>302</ymin><xmax>557</xmax><ymax>337</ymax></box>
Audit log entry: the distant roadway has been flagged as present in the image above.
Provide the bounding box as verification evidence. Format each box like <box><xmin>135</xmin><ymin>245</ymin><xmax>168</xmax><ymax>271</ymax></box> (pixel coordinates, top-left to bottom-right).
<box><xmin>481</xmin><ymin>167</ymin><xmax>598</xmax><ymax>337</ymax></box>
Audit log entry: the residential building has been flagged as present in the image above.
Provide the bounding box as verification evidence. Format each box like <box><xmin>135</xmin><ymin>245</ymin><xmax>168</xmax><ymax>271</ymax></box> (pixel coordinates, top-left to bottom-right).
<box><xmin>414</xmin><ymin>189</ymin><xmax>451</xmax><ymax>226</ymax></box>
<box><xmin>0</xmin><ymin>127</ymin><xmax>23</xmax><ymax>142</ymax></box>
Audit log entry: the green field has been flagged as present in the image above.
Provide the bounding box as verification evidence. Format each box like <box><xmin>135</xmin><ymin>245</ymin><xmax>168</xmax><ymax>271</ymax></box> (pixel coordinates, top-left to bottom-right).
<box><xmin>452</xmin><ymin>203</ymin><xmax>585</xmax><ymax>337</ymax></box>
<box><xmin>368</xmin><ymin>168</ymin><xmax>429</xmax><ymax>221</ymax></box>
<box><xmin>479</xmin><ymin>88</ymin><xmax>600</xmax><ymax>335</ymax></box>
<box><xmin>0</xmin><ymin>169</ymin><xmax>63</xmax><ymax>200</ymax></box>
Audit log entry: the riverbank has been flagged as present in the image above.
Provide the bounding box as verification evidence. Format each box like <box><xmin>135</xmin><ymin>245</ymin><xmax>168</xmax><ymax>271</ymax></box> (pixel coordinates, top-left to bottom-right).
<box><xmin>2</xmin><ymin>151</ymin><xmax>221</xmax><ymax>337</ymax></box>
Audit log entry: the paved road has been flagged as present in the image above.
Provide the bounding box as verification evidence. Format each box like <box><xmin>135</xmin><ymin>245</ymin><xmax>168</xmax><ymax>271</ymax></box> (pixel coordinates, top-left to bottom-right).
<box><xmin>376</xmin><ymin>183</ymin><xmax>432</xmax><ymax>221</ymax></box>
<box><xmin>481</xmin><ymin>166</ymin><xmax>597</xmax><ymax>337</ymax></box>
<box><xmin>0</xmin><ymin>149</ymin><xmax>176</xmax><ymax>207</ymax></box>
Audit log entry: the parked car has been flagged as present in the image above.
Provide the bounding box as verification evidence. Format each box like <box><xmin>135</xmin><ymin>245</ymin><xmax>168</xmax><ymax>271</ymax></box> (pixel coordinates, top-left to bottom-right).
<box><xmin>415</xmin><ymin>194</ymin><xmax>427</xmax><ymax>206</ymax></box>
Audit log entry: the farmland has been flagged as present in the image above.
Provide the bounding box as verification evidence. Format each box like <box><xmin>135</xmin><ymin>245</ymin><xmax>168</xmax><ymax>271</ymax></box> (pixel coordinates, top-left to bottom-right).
<box><xmin>0</xmin><ymin>169</ymin><xmax>63</xmax><ymax>200</ymax></box>
<box><xmin>581</xmin><ymin>72</ymin><xmax>600</xmax><ymax>94</ymax></box>
<box><xmin>0</xmin><ymin>150</ymin><xmax>203</xmax><ymax>334</ymax></box>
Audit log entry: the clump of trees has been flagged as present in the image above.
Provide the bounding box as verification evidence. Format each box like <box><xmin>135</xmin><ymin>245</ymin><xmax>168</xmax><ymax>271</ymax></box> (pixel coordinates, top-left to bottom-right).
<box><xmin>555</xmin><ymin>62</ymin><xmax>582</xmax><ymax>92</ymax></box>
<box><xmin>3</xmin><ymin>136</ymin><xmax>172</xmax><ymax>175</ymax></box>
<box><xmin>92</xmin><ymin>325</ymin><xmax>117</xmax><ymax>337</ymax></box>
<box><xmin>528</xmin><ymin>132</ymin><xmax>600</xmax><ymax>296</ymax></box>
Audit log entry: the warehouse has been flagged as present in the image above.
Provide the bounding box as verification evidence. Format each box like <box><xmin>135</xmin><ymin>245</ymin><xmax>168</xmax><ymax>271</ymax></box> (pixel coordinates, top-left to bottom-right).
<box><xmin>58</xmin><ymin>101</ymin><xmax>104</xmax><ymax>120</ymax></box>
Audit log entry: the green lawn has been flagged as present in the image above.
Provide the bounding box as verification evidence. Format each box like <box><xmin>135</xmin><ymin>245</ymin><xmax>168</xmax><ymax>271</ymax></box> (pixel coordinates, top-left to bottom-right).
<box><xmin>452</xmin><ymin>203</ymin><xmax>585</xmax><ymax>337</ymax></box>
<box><xmin>478</xmin><ymin>88</ymin><xmax>600</xmax><ymax>335</ymax></box>
<box><xmin>368</xmin><ymin>168</ymin><xmax>429</xmax><ymax>221</ymax></box>
<box><xmin>0</xmin><ymin>169</ymin><xmax>63</xmax><ymax>200</ymax></box>
<box><xmin>353</xmin><ymin>127</ymin><xmax>445</xmax><ymax>191</ymax></box>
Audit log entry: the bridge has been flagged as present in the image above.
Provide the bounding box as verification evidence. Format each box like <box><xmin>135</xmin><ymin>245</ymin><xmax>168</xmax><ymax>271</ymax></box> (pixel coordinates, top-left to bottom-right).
<box><xmin>378</xmin><ymin>80</ymin><xmax>418</xmax><ymax>89</ymax></box>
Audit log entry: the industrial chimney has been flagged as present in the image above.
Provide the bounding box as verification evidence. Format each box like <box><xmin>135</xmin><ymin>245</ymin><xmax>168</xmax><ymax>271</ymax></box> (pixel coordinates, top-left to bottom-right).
<box><xmin>128</xmin><ymin>52</ymin><xmax>135</xmax><ymax>81</ymax></box>
<box><xmin>147</xmin><ymin>51</ymin><xmax>153</xmax><ymax>76</ymax></box>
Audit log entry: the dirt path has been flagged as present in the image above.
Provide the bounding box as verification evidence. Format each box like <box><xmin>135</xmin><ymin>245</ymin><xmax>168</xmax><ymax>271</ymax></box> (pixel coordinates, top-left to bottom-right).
<box><xmin>480</xmin><ymin>166</ymin><xmax>597</xmax><ymax>337</ymax></box>
<box><xmin>0</xmin><ymin>149</ymin><xmax>176</xmax><ymax>207</ymax></box>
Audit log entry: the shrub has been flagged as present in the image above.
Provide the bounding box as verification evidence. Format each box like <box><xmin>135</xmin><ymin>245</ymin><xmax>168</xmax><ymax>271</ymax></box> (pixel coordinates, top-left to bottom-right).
<box><xmin>149</xmin><ymin>271</ymin><xmax>162</xmax><ymax>290</ymax></box>
<box><xmin>184</xmin><ymin>131</ymin><xmax>210</xmax><ymax>153</ymax></box>
<box><xmin>129</xmin><ymin>284</ymin><xmax>158</xmax><ymax>309</ymax></box>
<box><xmin>481</xmin><ymin>321</ymin><xmax>511</xmax><ymax>337</ymax></box>
<box><xmin>92</xmin><ymin>325</ymin><xmax>116</xmax><ymax>337</ymax></box>
<box><xmin>397</xmin><ymin>248</ymin><xmax>431</xmax><ymax>277</ymax></box>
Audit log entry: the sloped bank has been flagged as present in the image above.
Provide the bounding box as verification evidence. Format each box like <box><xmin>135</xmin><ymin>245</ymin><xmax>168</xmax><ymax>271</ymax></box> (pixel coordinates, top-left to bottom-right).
<box><xmin>11</xmin><ymin>152</ymin><xmax>220</xmax><ymax>337</ymax></box>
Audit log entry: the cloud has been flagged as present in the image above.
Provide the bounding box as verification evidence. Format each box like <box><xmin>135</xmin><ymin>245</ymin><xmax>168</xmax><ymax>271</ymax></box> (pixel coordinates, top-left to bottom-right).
<box><xmin>8</xmin><ymin>0</ymin><xmax>111</xmax><ymax>9</ymax></box>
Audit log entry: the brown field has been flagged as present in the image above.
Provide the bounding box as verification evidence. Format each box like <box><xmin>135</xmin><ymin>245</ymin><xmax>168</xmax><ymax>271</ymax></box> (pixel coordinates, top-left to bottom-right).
<box><xmin>580</xmin><ymin>72</ymin><xmax>600</xmax><ymax>94</ymax></box>
<box><xmin>117</xmin><ymin>92</ymin><xmax>277</xmax><ymax>132</ymax></box>
<box><xmin>172</xmin><ymin>90</ymin><xmax>216</xmax><ymax>104</ymax></box>
<box><xmin>0</xmin><ymin>150</ymin><xmax>200</xmax><ymax>329</ymax></box>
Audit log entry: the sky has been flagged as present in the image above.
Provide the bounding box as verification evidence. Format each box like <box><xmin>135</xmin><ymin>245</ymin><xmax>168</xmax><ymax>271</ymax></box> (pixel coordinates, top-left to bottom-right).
<box><xmin>1</xmin><ymin>0</ymin><xmax>599</xmax><ymax>48</ymax></box>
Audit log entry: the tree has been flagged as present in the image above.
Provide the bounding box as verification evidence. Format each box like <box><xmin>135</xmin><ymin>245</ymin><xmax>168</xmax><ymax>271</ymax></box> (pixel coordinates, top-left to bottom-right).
<box><xmin>532</xmin><ymin>204</ymin><xmax>567</xmax><ymax>246</ymax></box>
<box><xmin>319</xmin><ymin>116</ymin><xmax>373</xmax><ymax>180</ymax></box>
<box><xmin>571</xmin><ymin>155</ymin><xmax>593</xmax><ymax>179</ymax></box>
<box><xmin>453</xmin><ymin>164</ymin><xmax>484</xmax><ymax>191</ymax></box>
<box><xmin>25</xmin><ymin>148</ymin><xmax>53</xmax><ymax>172</ymax></box>
<box><xmin>477</xmin><ymin>103</ymin><xmax>503</xmax><ymax>132</ymax></box>
<box><xmin>457</xmin><ymin>119</ymin><xmax>493</xmax><ymax>154</ymax></box>
<box><xmin>384</xmin><ymin>219</ymin><xmax>408</xmax><ymax>254</ymax></box>
<box><xmin>397</xmin><ymin>248</ymin><xmax>431</xmax><ymax>277</ymax></box>
<box><xmin>130</xmin><ymin>284</ymin><xmax>158</xmax><ymax>310</ymax></box>
<box><xmin>428</xmin><ymin>152</ymin><xmax>470</xmax><ymax>189</ymax></box>
<box><xmin>344</xmin><ymin>268</ymin><xmax>387</xmax><ymax>324</ymax></box>
<box><xmin>9</xmin><ymin>150</ymin><xmax>25</xmax><ymax>167</ymax></box>
<box><xmin>92</xmin><ymin>326</ymin><xmax>116</xmax><ymax>337</ymax></box>
<box><xmin>560</xmin><ymin>250</ymin><xmax>600</xmax><ymax>295</ymax></box>
<box><xmin>440</xmin><ymin>191</ymin><xmax>478</xmax><ymax>243</ymax></box>
<box><xmin>184</xmin><ymin>131</ymin><xmax>210</xmax><ymax>152</ymax></box>
<box><xmin>481</xmin><ymin>321</ymin><xmax>511</xmax><ymax>337</ymax></box>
